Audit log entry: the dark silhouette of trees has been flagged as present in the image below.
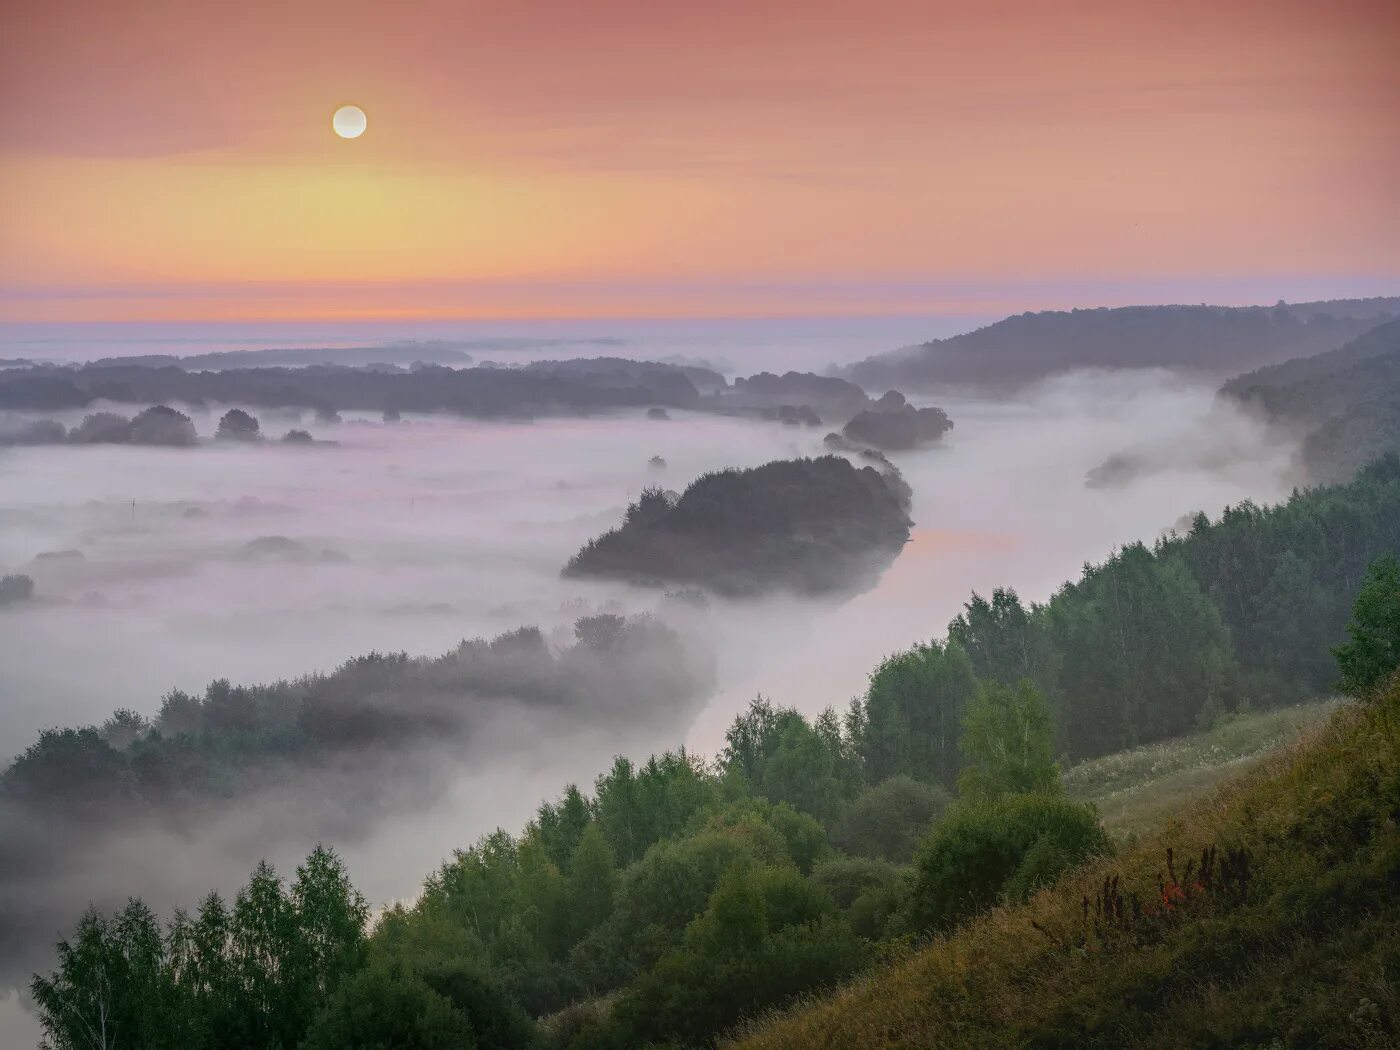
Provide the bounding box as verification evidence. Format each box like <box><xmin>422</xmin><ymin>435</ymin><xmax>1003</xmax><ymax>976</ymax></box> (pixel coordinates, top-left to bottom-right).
<box><xmin>564</xmin><ymin>456</ymin><xmax>912</xmax><ymax>597</ymax></box>
<box><xmin>215</xmin><ymin>408</ymin><xmax>261</xmax><ymax>441</ymax></box>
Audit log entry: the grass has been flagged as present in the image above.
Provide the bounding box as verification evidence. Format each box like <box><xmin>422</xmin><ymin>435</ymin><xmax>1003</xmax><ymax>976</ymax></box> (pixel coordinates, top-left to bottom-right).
<box><xmin>1062</xmin><ymin>699</ymin><xmax>1342</xmax><ymax>839</ymax></box>
<box><xmin>732</xmin><ymin>685</ymin><xmax>1400</xmax><ymax>1049</ymax></box>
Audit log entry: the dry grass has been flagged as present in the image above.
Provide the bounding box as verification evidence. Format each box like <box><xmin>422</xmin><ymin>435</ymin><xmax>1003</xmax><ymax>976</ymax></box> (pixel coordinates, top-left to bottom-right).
<box><xmin>732</xmin><ymin>689</ymin><xmax>1400</xmax><ymax>1050</ymax></box>
<box><xmin>1063</xmin><ymin>699</ymin><xmax>1342</xmax><ymax>839</ymax></box>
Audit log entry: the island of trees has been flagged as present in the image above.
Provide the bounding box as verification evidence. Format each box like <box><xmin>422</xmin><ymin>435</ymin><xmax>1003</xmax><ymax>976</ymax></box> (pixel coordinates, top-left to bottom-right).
<box><xmin>563</xmin><ymin>456</ymin><xmax>913</xmax><ymax>598</ymax></box>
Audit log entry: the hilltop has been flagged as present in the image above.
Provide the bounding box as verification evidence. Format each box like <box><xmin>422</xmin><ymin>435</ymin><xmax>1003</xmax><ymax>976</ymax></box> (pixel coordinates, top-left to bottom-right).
<box><xmin>846</xmin><ymin>299</ymin><xmax>1400</xmax><ymax>392</ymax></box>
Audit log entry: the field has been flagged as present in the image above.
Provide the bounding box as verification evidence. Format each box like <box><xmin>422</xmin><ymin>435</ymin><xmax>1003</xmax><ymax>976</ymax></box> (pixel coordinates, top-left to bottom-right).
<box><xmin>1063</xmin><ymin>699</ymin><xmax>1342</xmax><ymax>839</ymax></box>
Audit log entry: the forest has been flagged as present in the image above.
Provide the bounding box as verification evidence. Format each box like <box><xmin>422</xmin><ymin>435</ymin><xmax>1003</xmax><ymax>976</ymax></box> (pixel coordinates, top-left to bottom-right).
<box><xmin>26</xmin><ymin>453</ymin><xmax>1400</xmax><ymax>1049</ymax></box>
<box><xmin>0</xmin><ymin>614</ymin><xmax>713</xmax><ymax>987</ymax></box>
<box><xmin>562</xmin><ymin>456</ymin><xmax>913</xmax><ymax>597</ymax></box>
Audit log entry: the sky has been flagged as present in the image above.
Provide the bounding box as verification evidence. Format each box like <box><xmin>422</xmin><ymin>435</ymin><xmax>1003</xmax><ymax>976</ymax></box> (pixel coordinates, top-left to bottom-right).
<box><xmin>2</xmin><ymin>0</ymin><xmax>1398</xmax><ymax>322</ymax></box>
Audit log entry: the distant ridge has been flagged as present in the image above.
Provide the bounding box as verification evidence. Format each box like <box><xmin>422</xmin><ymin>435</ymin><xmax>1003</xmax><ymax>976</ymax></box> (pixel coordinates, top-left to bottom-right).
<box><xmin>845</xmin><ymin>297</ymin><xmax>1400</xmax><ymax>392</ymax></box>
<box><xmin>1221</xmin><ymin>317</ymin><xmax>1400</xmax><ymax>483</ymax></box>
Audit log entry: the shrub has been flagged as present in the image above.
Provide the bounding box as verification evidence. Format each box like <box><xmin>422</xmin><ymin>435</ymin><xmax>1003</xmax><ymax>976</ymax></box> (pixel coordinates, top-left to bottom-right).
<box><xmin>1334</xmin><ymin>555</ymin><xmax>1400</xmax><ymax>697</ymax></box>
<box><xmin>904</xmin><ymin>794</ymin><xmax>1111</xmax><ymax>933</ymax></box>
<box><xmin>831</xmin><ymin>776</ymin><xmax>950</xmax><ymax>862</ymax></box>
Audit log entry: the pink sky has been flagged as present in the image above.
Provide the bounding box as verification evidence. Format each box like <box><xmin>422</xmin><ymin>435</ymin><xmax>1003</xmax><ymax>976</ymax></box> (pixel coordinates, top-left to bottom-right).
<box><xmin>2</xmin><ymin>0</ymin><xmax>1397</xmax><ymax>320</ymax></box>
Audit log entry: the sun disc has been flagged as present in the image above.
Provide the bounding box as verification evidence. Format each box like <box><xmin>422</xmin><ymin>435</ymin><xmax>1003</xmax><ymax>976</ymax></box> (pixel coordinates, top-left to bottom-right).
<box><xmin>332</xmin><ymin>105</ymin><xmax>367</xmax><ymax>139</ymax></box>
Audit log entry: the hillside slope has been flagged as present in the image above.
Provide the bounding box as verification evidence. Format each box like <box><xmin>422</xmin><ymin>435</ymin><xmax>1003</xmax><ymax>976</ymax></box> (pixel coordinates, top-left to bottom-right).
<box><xmin>846</xmin><ymin>300</ymin><xmax>1398</xmax><ymax>392</ymax></box>
<box><xmin>1222</xmin><ymin>319</ymin><xmax>1400</xmax><ymax>483</ymax></box>
<box><xmin>736</xmin><ymin>683</ymin><xmax>1400</xmax><ymax>1049</ymax></box>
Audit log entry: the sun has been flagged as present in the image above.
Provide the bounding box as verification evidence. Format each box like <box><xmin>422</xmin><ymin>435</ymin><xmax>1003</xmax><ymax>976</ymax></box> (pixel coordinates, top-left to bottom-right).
<box><xmin>332</xmin><ymin>105</ymin><xmax>367</xmax><ymax>139</ymax></box>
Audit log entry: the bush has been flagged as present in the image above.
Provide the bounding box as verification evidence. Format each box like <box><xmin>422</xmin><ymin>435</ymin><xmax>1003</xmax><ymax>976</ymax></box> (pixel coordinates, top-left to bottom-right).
<box><xmin>904</xmin><ymin>794</ymin><xmax>1111</xmax><ymax>933</ymax></box>
<box><xmin>598</xmin><ymin>863</ymin><xmax>865</xmax><ymax>1047</ymax></box>
<box><xmin>300</xmin><ymin>964</ymin><xmax>476</xmax><ymax>1049</ymax></box>
<box><xmin>810</xmin><ymin>856</ymin><xmax>906</xmax><ymax>939</ymax></box>
<box><xmin>1334</xmin><ymin>555</ymin><xmax>1400</xmax><ymax>697</ymax></box>
<box><xmin>831</xmin><ymin>776</ymin><xmax>949</xmax><ymax>862</ymax></box>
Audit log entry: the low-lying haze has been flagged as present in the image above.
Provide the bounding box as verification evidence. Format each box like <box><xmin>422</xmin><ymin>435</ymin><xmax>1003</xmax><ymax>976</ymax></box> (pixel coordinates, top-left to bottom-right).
<box><xmin>0</xmin><ymin>362</ymin><xmax>1298</xmax><ymax>1040</ymax></box>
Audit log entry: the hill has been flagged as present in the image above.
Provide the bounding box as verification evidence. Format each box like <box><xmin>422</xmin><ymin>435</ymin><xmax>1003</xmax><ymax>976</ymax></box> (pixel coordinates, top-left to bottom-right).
<box><xmin>1222</xmin><ymin>319</ymin><xmax>1400</xmax><ymax>482</ymax></box>
<box><xmin>562</xmin><ymin>456</ymin><xmax>913</xmax><ymax>598</ymax></box>
<box><xmin>736</xmin><ymin>681</ymin><xmax>1400</xmax><ymax>1049</ymax></box>
<box><xmin>845</xmin><ymin>299</ymin><xmax>1400</xmax><ymax>392</ymax></box>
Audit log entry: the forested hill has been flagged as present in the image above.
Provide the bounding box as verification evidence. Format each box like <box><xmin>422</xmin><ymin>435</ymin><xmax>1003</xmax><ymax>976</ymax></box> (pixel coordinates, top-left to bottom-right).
<box><xmin>27</xmin><ymin>454</ymin><xmax>1400</xmax><ymax>1050</ymax></box>
<box><xmin>738</xmin><ymin>677</ymin><xmax>1400</xmax><ymax>1050</ymax></box>
<box><xmin>1222</xmin><ymin>319</ymin><xmax>1400</xmax><ymax>483</ymax></box>
<box><xmin>845</xmin><ymin>298</ymin><xmax>1399</xmax><ymax>392</ymax></box>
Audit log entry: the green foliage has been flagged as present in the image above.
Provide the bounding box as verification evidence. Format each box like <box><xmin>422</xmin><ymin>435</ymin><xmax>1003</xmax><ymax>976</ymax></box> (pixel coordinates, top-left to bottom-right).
<box><xmin>830</xmin><ymin>776</ymin><xmax>949</xmax><ymax>863</ymax></box>
<box><xmin>33</xmin><ymin>847</ymin><xmax>367</xmax><ymax>1050</ymax></box>
<box><xmin>948</xmin><ymin>587</ymin><xmax>1057</xmax><ymax>690</ymax></box>
<box><xmin>809</xmin><ymin>856</ymin><xmax>906</xmax><ymax>940</ymax></box>
<box><xmin>300</xmin><ymin>963</ymin><xmax>477</xmax><ymax>1050</ymax></box>
<box><xmin>593</xmin><ymin>751</ymin><xmax>721</xmax><ymax>865</ymax></box>
<box><xmin>904</xmin><ymin>794</ymin><xmax>1111</xmax><ymax>933</ymax></box>
<box><xmin>722</xmin><ymin>697</ymin><xmax>859</xmax><ymax>823</ymax></box>
<box><xmin>856</xmin><ymin>640</ymin><xmax>978</xmax><ymax>787</ymax></box>
<box><xmin>1048</xmin><ymin>545</ymin><xmax>1236</xmax><ymax>755</ymax></box>
<box><xmin>1335</xmin><ymin>555</ymin><xmax>1400</xmax><ymax>697</ymax></box>
<box><xmin>32</xmin><ymin>901</ymin><xmax>189</xmax><ymax>1050</ymax></box>
<box><xmin>957</xmin><ymin>679</ymin><xmax>1059</xmax><ymax>800</ymax></box>
<box><xmin>590</xmin><ymin>863</ymin><xmax>866</xmax><ymax>1048</ymax></box>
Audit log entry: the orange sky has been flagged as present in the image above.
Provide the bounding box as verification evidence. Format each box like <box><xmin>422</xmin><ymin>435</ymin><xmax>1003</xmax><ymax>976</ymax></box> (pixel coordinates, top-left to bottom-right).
<box><xmin>2</xmin><ymin>0</ymin><xmax>1397</xmax><ymax>321</ymax></box>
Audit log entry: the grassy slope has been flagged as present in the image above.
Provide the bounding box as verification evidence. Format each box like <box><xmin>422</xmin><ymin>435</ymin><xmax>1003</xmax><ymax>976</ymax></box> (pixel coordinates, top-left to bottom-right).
<box><xmin>1063</xmin><ymin>700</ymin><xmax>1341</xmax><ymax>840</ymax></box>
<box><xmin>735</xmin><ymin>687</ymin><xmax>1400</xmax><ymax>1050</ymax></box>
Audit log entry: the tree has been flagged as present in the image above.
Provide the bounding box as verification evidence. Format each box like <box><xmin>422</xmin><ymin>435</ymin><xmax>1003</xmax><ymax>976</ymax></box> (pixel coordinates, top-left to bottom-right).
<box><xmin>0</xmin><ymin>572</ymin><xmax>34</xmax><ymax>605</ymax></box>
<box><xmin>948</xmin><ymin>588</ymin><xmax>1056</xmax><ymax>689</ymax></box>
<box><xmin>33</xmin><ymin>850</ymin><xmax>372</xmax><ymax>1050</ymax></box>
<box><xmin>856</xmin><ymin>641</ymin><xmax>978</xmax><ymax>787</ymax></box>
<box><xmin>130</xmin><ymin>405</ymin><xmax>198</xmax><ymax>447</ymax></box>
<box><xmin>565</xmin><ymin>825</ymin><xmax>617</xmax><ymax>937</ymax></box>
<box><xmin>721</xmin><ymin>698</ymin><xmax>855</xmax><ymax>822</ymax></box>
<box><xmin>300</xmin><ymin>965</ymin><xmax>476</xmax><ymax>1050</ymax></box>
<box><xmin>1047</xmin><ymin>545</ymin><xmax>1236</xmax><ymax>757</ymax></box>
<box><xmin>533</xmin><ymin>783</ymin><xmax>593</xmax><ymax>869</ymax></box>
<box><xmin>32</xmin><ymin>901</ymin><xmax>187</xmax><ymax>1050</ymax></box>
<box><xmin>957</xmin><ymin>679</ymin><xmax>1059</xmax><ymax>799</ymax></box>
<box><xmin>1335</xmin><ymin>556</ymin><xmax>1400</xmax><ymax>697</ymax></box>
<box><xmin>68</xmin><ymin>411</ymin><xmax>133</xmax><ymax>444</ymax></box>
<box><xmin>831</xmin><ymin>775</ymin><xmax>949</xmax><ymax>862</ymax></box>
<box><xmin>215</xmin><ymin>409</ymin><xmax>261</xmax><ymax>441</ymax></box>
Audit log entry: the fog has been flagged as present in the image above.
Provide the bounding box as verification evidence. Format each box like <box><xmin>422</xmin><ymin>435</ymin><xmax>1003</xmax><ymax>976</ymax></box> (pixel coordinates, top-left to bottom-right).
<box><xmin>0</xmin><ymin>365</ymin><xmax>1298</xmax><ymax>1039</ymax></box>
